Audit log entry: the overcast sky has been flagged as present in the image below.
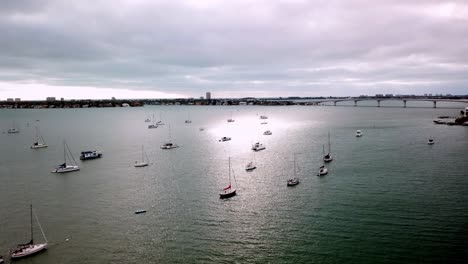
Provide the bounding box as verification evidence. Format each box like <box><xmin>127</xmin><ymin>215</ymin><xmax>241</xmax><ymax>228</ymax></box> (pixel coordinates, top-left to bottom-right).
<box><xmin>0</xmin><ymin>0</ymin><xmax>467</xmax><ymax>100</ymax></box>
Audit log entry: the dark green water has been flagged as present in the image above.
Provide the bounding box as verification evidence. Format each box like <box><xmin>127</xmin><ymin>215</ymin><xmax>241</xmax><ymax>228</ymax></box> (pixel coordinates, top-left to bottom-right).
<box><xmin>1</xmin><ymin>104</ymin><xmax>467</xmax><ymax>263</ymax></box>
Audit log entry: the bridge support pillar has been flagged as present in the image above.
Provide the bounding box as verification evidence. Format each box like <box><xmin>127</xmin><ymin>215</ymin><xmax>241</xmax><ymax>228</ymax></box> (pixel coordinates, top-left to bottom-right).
<box><xmin>403</xmin><ymin>100</ymin><xmax>407</xmax><ymax>108</ymax></box>
<box><xmin>333</xmin><ymin>101</ymin><xmax>337</xmax><ymax>106</ymax></box>
<box><xmin>354</xmin><ymin>100</ymin><xmax>358</xmax><ymax>107</ymax></box>
<box><xmin>377</xmin><ymin>100</ymin><xmax>381</xmax><ymax>107</ymax></box>
<box><xmin>433</xmin><ymin>101</ymin><xmax>437</xmax><ymax>108</ymax></box>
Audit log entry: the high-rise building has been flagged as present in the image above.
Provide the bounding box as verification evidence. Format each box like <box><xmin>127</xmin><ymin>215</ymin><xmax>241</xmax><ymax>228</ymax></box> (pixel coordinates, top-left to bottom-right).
<box><xmin>206</xmin><ymin>92</ymin><xmax>211</xmax><ymax>100</ymax></box>
<box><xmin>46</xmin><ymin>97</ymin><xmax>56</xmax><ymax>102</ymax></box>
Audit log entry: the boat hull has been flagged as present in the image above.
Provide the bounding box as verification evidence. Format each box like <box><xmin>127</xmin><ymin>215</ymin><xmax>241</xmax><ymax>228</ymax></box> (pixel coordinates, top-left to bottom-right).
<box><xmin>219</xmin><ymin>189</ymin><xmax>237</xmax><ymax>199</ymax></box>
<box><xmin>80</xmin><ymin>154</ymin><xmax>102</xmax><ymax>160</ymax></box>
<box><xmin>134</xmin><ymin>162</ymin><xmax>149</xmax><ymax>167</ymax></box>
<box><xmin>52</xmin><ymin>166</ymin><xmax>80</xmax><ymax>173</ymax></box>
<box><xmin>10</xmin><ymin>243</ymin><xmax>47</xmax><ymax>259</ymax></box>
<box><xmin>31</xmin><ymin>144</ymin><xmax>48</xmax><ymax>149</ymax></box>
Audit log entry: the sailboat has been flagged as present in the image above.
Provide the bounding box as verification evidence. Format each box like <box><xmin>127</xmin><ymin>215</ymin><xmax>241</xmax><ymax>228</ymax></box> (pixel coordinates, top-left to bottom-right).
<box><xmin>318</xmin><ymin>145</ymin><xmax>329</xmax><ymax>176</ymax></box>
<box><xmin>227</xmin><ymin>111</ymin><xmax>235</xmax><ymax>123</ymax></box>
<box><xmin>148</xmin><ymin>113</ymin><xmax>158</xmax><ymax>129</ymax></box>
<box><xmin>161</xmin><ymin>125</ymin><xmax>179</xmax><ymax>149</ymax></box>
<box><xmin>7</xmin><ymin>121</ymin><xmax>19</xmax><ymax>134</ymax></box>
<box><xmin>9</xmin><ymin>204</ymin><xmax>48</xmax><ymax>259</ymax></box>
<box><xmin>156</xmin><ymin>112</ymin><xmax>165</xmax><ymax>125</ymax></box>
<box><xmin>52</xmin><ymin>141</ymin><xmax>80</xmax><ymax>173</ymax></box>
<box><xmin>245</xmin><ymin>152</ymin><xmax>257</xmax><ymax>171</ymax></box>
<box><xmin>30</xmin><ymin>126</ymin><xmax>48</xmax><ymax>149</ymax></box>
<box><xmin>427</xmin><ymin>138</ymin><xmax>435</xmax><ymax>145</ymax></box>
<box><xmin>287</xmin><ymin>154</ymin><xmax>300</xmax><ymax>186</ymax></box>
<box><xmin>323</xmin><ymin>132</ymin><xmax>333</xmax><ymax>162</ymax></box>
<box><xmin>220</xmin><ymin>157</ymin><xmax>237</xmax><ymax>198</ymax></box>
<box><xmin>134</xmin><ymin>145</ymin><xmax>149</xmax><ymax>167</ymax></box>
<box><xmin>185</xmin><ymin>111</ymin><xmax>192</xmax><ymax>123</ymax></box>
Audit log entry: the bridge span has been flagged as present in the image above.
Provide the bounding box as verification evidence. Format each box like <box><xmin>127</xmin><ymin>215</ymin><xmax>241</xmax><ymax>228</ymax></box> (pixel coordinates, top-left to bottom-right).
<box><xmin>316</xmin><ymin>98</ymin><xmax>468</xmax><ymax>108</ymax></box>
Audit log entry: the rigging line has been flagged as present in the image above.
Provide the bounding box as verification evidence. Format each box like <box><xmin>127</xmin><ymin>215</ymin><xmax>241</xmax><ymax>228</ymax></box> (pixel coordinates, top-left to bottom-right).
<box><xmin>33</xmin><ymin>209</ymin><xmax>48</xmax><ymax>243</ymax></box>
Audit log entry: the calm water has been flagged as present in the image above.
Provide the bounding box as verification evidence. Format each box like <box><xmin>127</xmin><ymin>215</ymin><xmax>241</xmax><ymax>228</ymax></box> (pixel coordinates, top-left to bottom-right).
<box><xmin>1</xmin><ymin>104</ymin><xmax>467</xmax><ymax>263</ymax></box>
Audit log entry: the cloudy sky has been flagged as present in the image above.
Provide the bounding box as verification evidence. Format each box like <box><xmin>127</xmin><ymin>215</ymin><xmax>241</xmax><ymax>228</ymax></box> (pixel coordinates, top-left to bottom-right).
<box><xmin>0</xmin><ymin>0</ymin><xmax>467</xmax><ymax>100</ymax></box>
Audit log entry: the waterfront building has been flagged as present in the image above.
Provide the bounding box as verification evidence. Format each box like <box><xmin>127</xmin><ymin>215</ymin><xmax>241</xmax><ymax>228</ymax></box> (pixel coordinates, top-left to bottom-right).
<box><xmin>206</xmin><ymin>92</ymin><xmax>211</xmax><ymax>100</ymax></box>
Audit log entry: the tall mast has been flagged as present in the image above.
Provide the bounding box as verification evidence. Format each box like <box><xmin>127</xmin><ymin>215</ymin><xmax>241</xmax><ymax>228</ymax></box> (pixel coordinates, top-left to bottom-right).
<box><xmin>293</xmin><ymin>154</ymin><xmax>296</xmax><ymax>177</ymax></box>
<box><xmin>142</xmin><ymin>145</ymin><xmax>144</xmax><ymax>162</ymax></box>
<box><xmin>34</xmin><ymin>126</ymin><xmax>38</xmax><ymax>143</ymax></box>
<box><xmin>228</xmin><ymin>157</ymin><xmax>231</xmax><ymax>186</ymax></box>
<box><xmin>328</xmin><ymin>132</ymin><xmax>331</xmax><ymax>154</ymax></box>
<box><xmin>63</xmin><ymin>140</ymin><xmax>66</xmax><ymax>164</ymax></box>
<box><xmin>30</xmin><ymin>204</ymin><xmax>34</xmax><ymax>243</ymax></box>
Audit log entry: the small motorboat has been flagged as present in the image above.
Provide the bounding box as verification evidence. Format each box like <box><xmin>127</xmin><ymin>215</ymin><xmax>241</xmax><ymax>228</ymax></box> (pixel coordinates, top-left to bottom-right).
<box><xmin>252</xmin><ymin>142</ymin><xmax>266</xmax><ymax>151</ymax></box>
<box><xmin>263</xmin><ymin>130</ymin><xmax>272</xmax><ymax>135</ymax></box>
<box><xmin>287</xmin><ymin>178</ymin><xmax>300</xmax><ymax>186</ymax></box>
<box><xmin>219</xmin><ymin>137</ymin><xmax>231</xmax><ymax>142</ymax></box>
<box><xmin>199</xmin><ymin>128</ymin><xmax>205</xmax><ymax>131</ymax></box>
<box><xmin>160</xmin><ymin>142</ymin><xmax>179</xmax><ymax>149</ymax></box>
<box><xmin>245</xmin><ymin>161</ymin><xmax>256</xmax><ymax>171</ymax></box>
<box><xmin>227</xmin><ymin>118</ymin><xmax>235</xmax><ymax>123</ymax></box>
<box><xmin>185</xmin><ymin>120</ymin><xmax>192</xmax><ymax>123</ymax></box>
<box><xmin>80</xmin><ymin>150</ymin><xmax>102</xmax><ymax>160</ymax></box>
<box><xmin>356</xmin><ymin>130</ymin><xmax>363</xmax><ymax>137</ymax></box>
<box><xmin>317</xmin><ymin>165</ymin><xmax>328</xmax><ymax>176</ymax></box>
<box><xmin>260</xmin><ymin>115</ymin><xmax>268</xmax><ymax>119</ymax></box>
<box><xmin>148</xmin><ymin>124</ymin><xmax>158</xmax><ymax>129</ymax></box>
<box><xmin>427</xmin><ymin>138</ymin><xmax>434</xmax><ymax>145</ymax></box>
<box><xmin>260</xmin><ymin>122</ymin><xmax>268</xmax><ymax>125</ymax></box>
<box><xmin>135</xmin><ymin>209</ymin><xmax>147</xmax><ymax>214</ymax></box>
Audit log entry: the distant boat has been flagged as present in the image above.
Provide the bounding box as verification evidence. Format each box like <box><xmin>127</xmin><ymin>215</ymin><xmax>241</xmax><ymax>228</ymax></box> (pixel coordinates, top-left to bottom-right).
<box><xmin>227</xmin><ymin>111</ymin><xmax>235</xmax><ymax>123</ymax></box>
<box><xmin>30</xmin><ymin>126</ymin><xmax>48</xmax><ymax>149</ymax></box>
<box><xmin>317</xmin><ymin>165</ymin><xmax>328</xmax><ymax>176</ymax></box>
<box><xmin>0</xmin><ymin>255</ymin><xmax>3</xmax><ymax>263</ymax></box>
<box><xmin>9</xmin><ymin>204</ymin><xmax>48</xmax><ymax>259</ymax></box>
<box><xmin>134</xmin><ymin>145</ymin><xmax>149</xmax><ymax>167</ymax></box>
<box><xmin>356</xmin><ymin>130</ymin><xmax>363</xmax><ymax>137</ymax></box>
<box><xmin>245</xmin><ymin>152</ymin><xmax>257</xmax><ymax>171</ymax></box>
<box><xmin>259</xmin><ymin>115</ymin><xmax>268</xmax><ymax>119</ymax></box>
<box><xmin>323</xmin><ymin>132</ymin><xmax>333</xmax><ymax>162</ymax></box>
<box><xmin>160</xmin><ymin>125</ymin><xmax>179</xmax><ymax>149</ymax></box>
<box><xmin>428</xmin><ymin>138</ymin><xmax>434</xmax><ymax>145</ymax></box>
<box><xmin>52</xmin><ymin>141</ymin><xmax>80</xmax><ymax>173</ymax></box>
<box><xmin>252</xmin><ymin>142</ymin><xmax>266</xmax><ymax>151</ymax></box>
<box><xmin>260</xmin><ymin>122</ymin><xmax>268</xmax><ymax>125</ymax></box>
<box><xmin>263</xmin><ymin>130</ymin><xmax>272</xmax><ymax>135</ymax></box>
<box><xmin>134</xmin><ymin>209</ymin><xmax>147</xmax><ymax>214</ymax></box>
<box><xmin>287</xmin><ymin>154</ymin><xmax>300</xmax><ymax>186</ymax></box>
<box><xmin>156</xmin><ymin>112</ymin><xmax>165</xmax><ymax>125</ymax></box>
<box><xmin>148</xmin><ymin>114</ymin><xmax>158</xmax><ymax>129</ymax></box>
<box><xmin>7</xmin><ymin>121</ymin><xmax>19</xmax><ymax>134</ymax></box>
<box><xmin>185</xmin><ymin>112</ymin><xmax>192</xmax><ymax>123</ymax></box>
<box><xmin>199</xmin><ymin>127</ymin><xmax>205</xmax><ymax>131</ymax></box>
<box><xmin>144</xmin><ymin>118</ymin><xmax>151</xmax><ymax>123</ymax></box>
<box><xmin>80</xmin><ymin>150</ymin><xmax>102</xmax><ymax>160</ymax></box>
<box><xmin>219</xmin><ymin>157</ymin><xmax>237</xmax><ymax>198</ymax></box>
<box><xmin>219</xmin><ymin>136</ymin><xmax>231</xmax><ymax>142</ymax></box>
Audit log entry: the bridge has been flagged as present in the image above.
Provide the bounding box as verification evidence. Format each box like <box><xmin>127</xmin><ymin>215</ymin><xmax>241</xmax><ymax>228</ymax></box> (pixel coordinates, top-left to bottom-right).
<box><xmin>315</xmin><ymin>98</ymin><xmax>468</xmax><ymax>108</ymax></box>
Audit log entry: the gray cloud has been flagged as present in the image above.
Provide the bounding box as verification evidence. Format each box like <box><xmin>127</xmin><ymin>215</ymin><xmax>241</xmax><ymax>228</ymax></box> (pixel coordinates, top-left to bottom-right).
<box><xmin>0</xmin><ymin>0</ymin><xmax>467</xmax><ymax>98</ymax></box>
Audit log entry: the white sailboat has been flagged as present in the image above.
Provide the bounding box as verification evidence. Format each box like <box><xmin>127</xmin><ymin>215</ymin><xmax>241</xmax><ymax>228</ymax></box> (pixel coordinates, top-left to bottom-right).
<box><xmin>9</xmin><ymin>204</ymin><xmax>48</xmax><ymax>259</ymax></box>
<box><xmin>7</xmin><ymin>121</ymin><xmax>19</xmax><ymax>134</ymax></box>
<box><xmin>317</xmin><ymin>148</ymin><xmax>328</xmax><ymax>176</ymax></box>
<box><xmin>227</xmin><ymin>111</ymin><xmax>235</xmax><ymax>123</ymax></box>
<box><xmin>148</xmin><ymin>113</ymin><xmax>158</xmax><ymax>129</ymax></box>
<box><xmin>185</xmin><ymin>111</ymin><xmax>192</xmax><ymax>123</ymax></box>
<box><xmin>287</xmin><ymin>154</ymin><xmax>300</xmax><ymax>186</ymax></box>
<box><xmin>323</xmin><ymin>132</ymin><xmax>333</xmax><ymax>162</ymax></box>
<box><xmin>52</xmin><ymin>141</ymin><xmax>80</xmax><ymax>173</ymax></box>
<box><xmin>219</xmin><ymin>157</ymin><xmax>237</xmax><ymax>198</ymax></box>
<box><xmin>30</xmin><ymin>126</ymin><xmax>48</xmax><ymax>149</ymax></box>
<box><xmin>161</xmin><ymin>125</ymin><xmax>179</xmax><ymax>149</ymax></box>
<box><xmin>134</xmin><ymin>145</ymin><xmax>149</xmax><ymax>167</ymax></box>
<box><xmin>356</xmin><ymin>130</ymin><xmax>363</xmax><ymax>137</ymax></box>
<box><xmin>245</xmin><ymin>152</ymin><xmax>257</xmax><ymax>171</ymax></box>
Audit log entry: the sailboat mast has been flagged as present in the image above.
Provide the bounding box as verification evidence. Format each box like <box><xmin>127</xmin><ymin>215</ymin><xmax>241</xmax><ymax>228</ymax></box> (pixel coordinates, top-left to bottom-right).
<box><xmin>228</xmin><ymin>157</ymin><xmax>231</xmax><ymax>186</ymax></box>
<box><xmin>30</xmin><ymin>204</ymin><xmax>34</xmax><ymax>243</ymax></box>
<box><xmin>328</xmin><ymin>132</ymin><xmax>331</xmax><ymax>154</ymax></box>
<box><xmin>293</xmin><ymin>154</ymin><xmax>296</xmax><ymax>177</ymax></box>
<box><xmin>63</xmin><ymin>141</ymin><xmax>66</xmax><ymax>164</ymax></box>
<box><xmin>34</xmin><ymin>126</ymin><xmax>38</xmax><ymax>143</ymax></box>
